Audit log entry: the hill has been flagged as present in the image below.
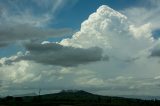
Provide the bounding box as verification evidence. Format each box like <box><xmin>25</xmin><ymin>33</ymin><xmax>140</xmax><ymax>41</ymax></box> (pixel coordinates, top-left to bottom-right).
<box><xmin>0</xmin><ymin>90</ymin><xmax>160</xmax><ymax>106</ymax></box>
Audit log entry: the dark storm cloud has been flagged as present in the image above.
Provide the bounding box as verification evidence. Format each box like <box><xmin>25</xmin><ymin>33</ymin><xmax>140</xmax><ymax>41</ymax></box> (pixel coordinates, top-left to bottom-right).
<box><xmin>20</xmin><ymin>43</ymin><xmax>106</xmax><ymax>67</ymax></box>
<box><xmin>0</xmin><ymin>24</ymin><xmax>72</xmax><ymax>47</ymax></box>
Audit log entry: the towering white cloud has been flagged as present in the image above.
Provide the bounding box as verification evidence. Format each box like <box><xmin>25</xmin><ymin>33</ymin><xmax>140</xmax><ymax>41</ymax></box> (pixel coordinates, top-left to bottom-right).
<box><xmin>60</xmin><ymin>5</ymin><xmax>154</xmax><ymax>60</ymax></box>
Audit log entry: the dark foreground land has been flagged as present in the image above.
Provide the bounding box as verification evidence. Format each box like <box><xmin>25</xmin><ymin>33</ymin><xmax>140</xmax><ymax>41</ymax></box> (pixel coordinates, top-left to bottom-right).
<box><xmin>0</xmin><ymin>90</ymin><xmax>160</xmax><ymax>106</ymax></box>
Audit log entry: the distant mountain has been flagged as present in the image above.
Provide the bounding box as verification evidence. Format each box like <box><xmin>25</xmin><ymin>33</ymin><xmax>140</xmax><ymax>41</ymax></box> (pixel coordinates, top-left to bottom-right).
<box><xmin>0</xmin><ymin>90</ymin><xmax>160</xmax><ymax>106</ymax></box>
<box><xmin>120</xmin><ymin>95</ymin><xmax>160</xmax><ymax>100</ymax></box>
<box><xmin>13</xmin><ymin>93</ymin><xmax>37</xmax><ymax>97</ymax></box>
<box><xmin>47</xmin><ymin>90</ymin><xmax>95</xmax><ymax>96</ymax></box>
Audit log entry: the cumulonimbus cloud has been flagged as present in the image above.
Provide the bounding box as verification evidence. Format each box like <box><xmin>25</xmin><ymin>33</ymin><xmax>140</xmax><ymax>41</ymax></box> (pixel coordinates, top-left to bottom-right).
<box><xmin>60</xmin><ymin>5</ymin><xmax>154</xmax><ymax>60</ymax></box>
<box><xmin>1</xmin><ymin>4</ymin><xmax>160</xmax><ymax>96</ymax></box>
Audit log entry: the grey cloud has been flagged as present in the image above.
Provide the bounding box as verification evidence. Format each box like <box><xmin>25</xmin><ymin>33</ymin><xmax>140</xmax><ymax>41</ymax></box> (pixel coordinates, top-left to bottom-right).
<box><xmin>0</xmin><ymin>43</ymin><xmax>8</xmax><ymax>47</ymax></box>
<box><xmin>150</xmin><ymin>49</ymin><xmax>160</xmax><ymax>57</ymax></box>
<box><xmin>150</xmin><ymin>42</ymin><xmax>160</xmax><ymax>57</ymax></box>
<box><xmin>0</xmin><ymin>24</ymin><xmax>72</xmax><ymax>47</ymax></box>
<box><xmin>20</xmin><ymin>43</ymin><xmax>106</xmax><ymax>67</ymax></box>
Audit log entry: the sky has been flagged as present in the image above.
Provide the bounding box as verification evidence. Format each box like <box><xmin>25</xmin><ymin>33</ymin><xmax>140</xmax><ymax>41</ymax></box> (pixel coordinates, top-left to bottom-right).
<box><xmin>0</xmin><ymin>0</ymin><xmax>160</xmax><ymax>97</ymax></box>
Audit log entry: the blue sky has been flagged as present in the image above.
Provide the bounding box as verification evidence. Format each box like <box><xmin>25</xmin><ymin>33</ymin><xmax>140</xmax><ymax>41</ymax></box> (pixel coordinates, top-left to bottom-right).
<box><xmin>43</xmin><ymin>0</ymin><xmax>144</xmax><ymax>29</ymax></box>
<box><xmin>0</xmin><ymin>0</ymin><xmax>149</xmax><ymax>29</ymax></box>
<box><xmin>0</xmin><ymin>0</ymin><xmax>160</xmax><ymax>97</ymax></box>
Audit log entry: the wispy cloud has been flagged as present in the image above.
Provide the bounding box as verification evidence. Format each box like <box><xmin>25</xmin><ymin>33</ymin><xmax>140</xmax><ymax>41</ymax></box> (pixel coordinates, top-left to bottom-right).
<box><xmin>0</xmin><ymin>0</ymin><xmax>78</xmax><ymax>27</ymax></box>
<box><xmin>122</xmin><ymin>0</ymin><xmax>160</xmax><ymax>30</ymax></box>
<box><xmin>0</xmin><ymin>0</ymin><xmax>77</xmax><ymax>47</ymax></box>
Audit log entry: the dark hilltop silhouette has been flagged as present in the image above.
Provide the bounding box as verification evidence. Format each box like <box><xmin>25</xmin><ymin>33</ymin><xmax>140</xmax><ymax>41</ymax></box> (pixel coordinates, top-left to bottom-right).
<box><xmin>0</xmin><ymin>90</ymin><xmax>160</xmax><ymax>106</ymax></box>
